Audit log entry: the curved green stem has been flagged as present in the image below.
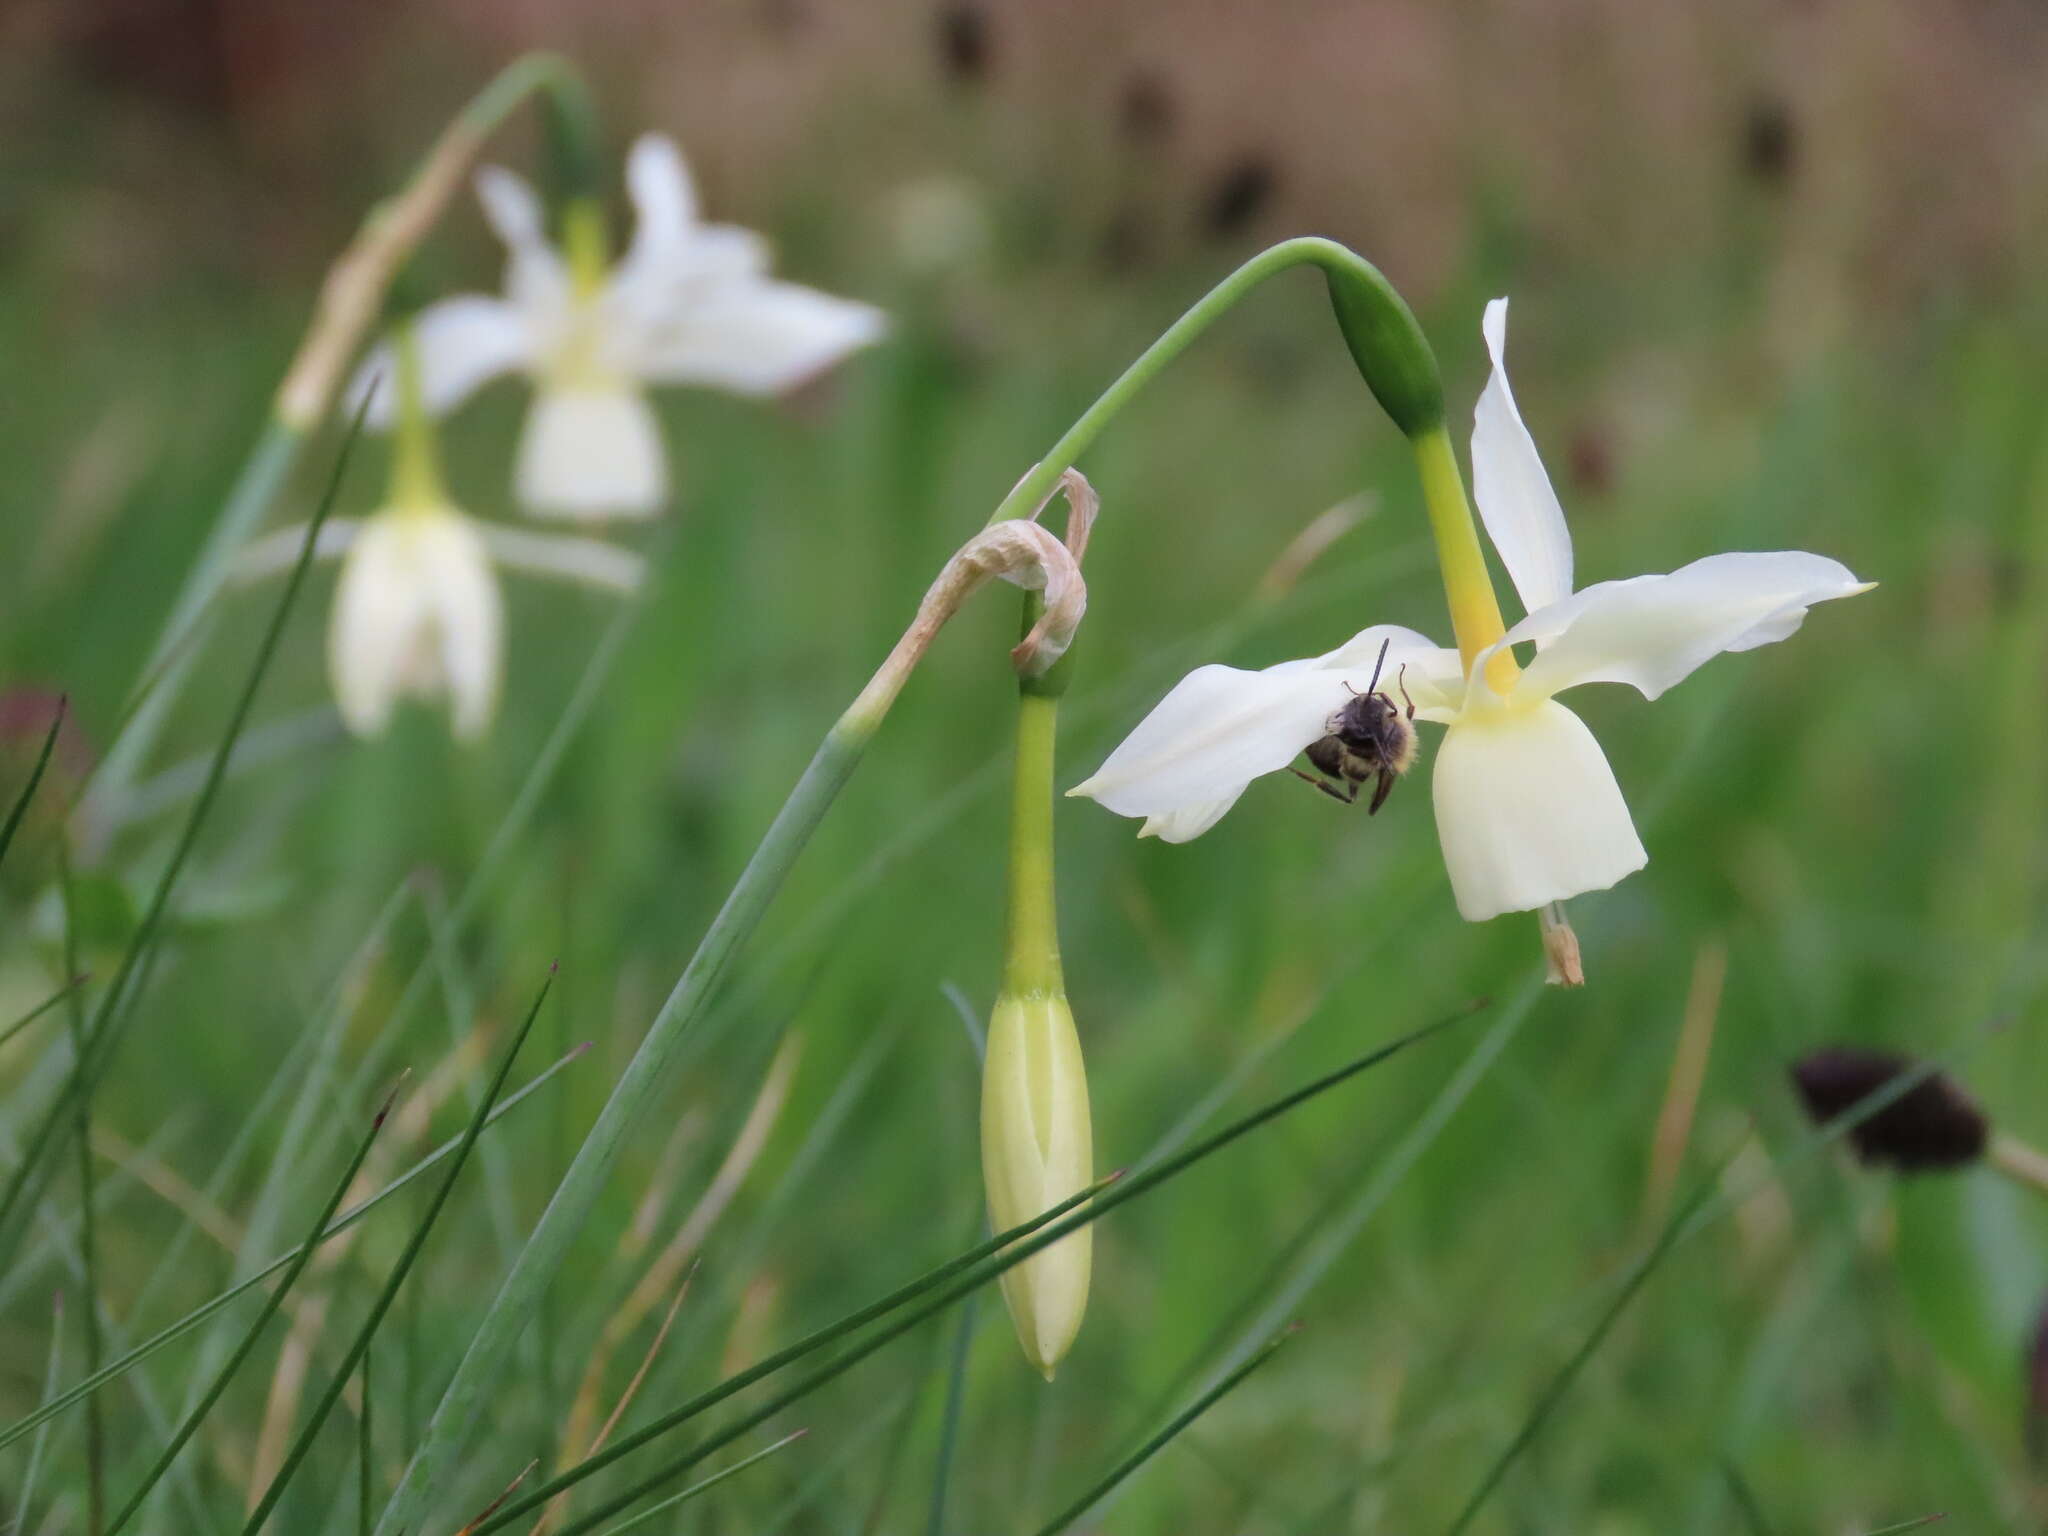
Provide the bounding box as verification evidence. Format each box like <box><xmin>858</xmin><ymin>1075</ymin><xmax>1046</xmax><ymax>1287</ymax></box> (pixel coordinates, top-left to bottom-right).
<box><xmin>986</xmin><ymin>236</ymin><xmax>1442</xmax><ymax>532</ymax></box>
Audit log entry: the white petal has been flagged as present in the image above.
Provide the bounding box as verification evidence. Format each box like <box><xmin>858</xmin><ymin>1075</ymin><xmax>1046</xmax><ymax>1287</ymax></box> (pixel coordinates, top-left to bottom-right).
<box><xmin>515</xmin><ymin>384</ymin><xmax>668</xmax><ymax>520</ymax></box>
<box><xmin>630</xmin><ymin>278</ymin><xmax>886</xmax><ymax>396</ymax></box>
<box><xmin>1070</xmin><ymin>625</ymin><xmax>1451</xmax><ymax>823</ymax></box>
<box><xmin>1432</xmin><ymin>700</ymin><xmax>1646</xmax><ymax>921</ymax></box>
<box><xmin>477</xmin><ymin>166</ymin><xmax>570</xmax><ymax>318</ymax></box>
<box><xmin>347</xmin><ymin>297</ymin><xmax>534</xmax><ymax>426</ymax></box>
<box><xmin>1138</xmin><ymin>790</ymin><xmax>1247</xmax><ymax>843</ymax></box>
<box><xmin>328</xmin><ymin>517</ymin><xmax>433</xmax><ymax>738</ymax></box>
<box><xmin>416</xmin><ymin>516</ymin><xmax>504</xmax><ymax>740</ymax></box>
<box><xmin>1472</xmin><ymin>298</ymin><xmax>1574</xmax><ymax>616</ymax></box>
<box><xmin>612</xmin><ymin>134</ymin><xmax>699</xmax><ymax>302</ymax></box>
<box><xmin>1507</xmin><ymin>551</ymin><xmax>1872</xmax><ymax>703</ymax></box>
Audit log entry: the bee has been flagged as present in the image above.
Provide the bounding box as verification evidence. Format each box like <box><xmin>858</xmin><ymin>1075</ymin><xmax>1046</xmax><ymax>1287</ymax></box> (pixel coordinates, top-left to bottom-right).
<box><xmin>1289</xmin><ymin>637</ymin><xmax>1417</xmax><ymax>815</ymax></box>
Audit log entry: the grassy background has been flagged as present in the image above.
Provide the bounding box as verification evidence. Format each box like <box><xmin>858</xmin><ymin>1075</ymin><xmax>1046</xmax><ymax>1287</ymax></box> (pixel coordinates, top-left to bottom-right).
<box><xmin>3</xmin><ymin>3</ymin><xmax>2048</xmax><ymax>1530</ymax></box>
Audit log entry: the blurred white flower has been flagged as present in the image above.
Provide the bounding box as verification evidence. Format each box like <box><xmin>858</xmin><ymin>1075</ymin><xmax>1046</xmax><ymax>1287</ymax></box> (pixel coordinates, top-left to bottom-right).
<box><xmin>1071</xmin><ymin>298</ymin><xmax>1872</xmax><ymax>922</ymax></box>
<box><xmin>327</xmin><ymin>501</ymin><xmax>502</xmax><ymax>741</ymax></box>
<box><xmin>354</xmin><ymin>134</ymin><xmax>886</xmax><ymax>521</ymax></box>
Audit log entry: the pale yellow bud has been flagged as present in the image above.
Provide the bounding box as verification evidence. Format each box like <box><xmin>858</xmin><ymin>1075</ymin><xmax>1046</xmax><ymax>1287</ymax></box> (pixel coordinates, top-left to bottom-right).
<box><xmin>982</xmin><ymin>989</ymin><xmax>1093</xmax><ymax>1378</ymax></box>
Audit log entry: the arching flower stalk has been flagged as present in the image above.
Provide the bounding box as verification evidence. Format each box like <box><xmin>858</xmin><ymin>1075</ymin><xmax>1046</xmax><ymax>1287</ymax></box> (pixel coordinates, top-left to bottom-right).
<box><xmin>352</xmin><ymin>134</ymin><xmax>886</xmax><ymax>521</ymax></box>
<box><xmin>1071</xmin><ymin>299</ymin><xmax>1871</xmax><ymax>978</ymax></box>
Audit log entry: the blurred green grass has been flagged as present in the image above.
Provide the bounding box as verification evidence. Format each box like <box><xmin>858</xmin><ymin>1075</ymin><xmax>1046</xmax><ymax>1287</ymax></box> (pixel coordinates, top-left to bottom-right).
<box><xmin>3</xmin><ymin>43</ymin><xmax>2048</xmax><ymax>1534</ymax></box>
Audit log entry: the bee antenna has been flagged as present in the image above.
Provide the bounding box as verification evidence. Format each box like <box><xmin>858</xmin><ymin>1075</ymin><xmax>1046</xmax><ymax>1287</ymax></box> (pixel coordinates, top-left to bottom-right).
<box><xmin>1365</xmin><ymin>637</ymin><xmax>1390</xmax><ymax>695</ymax></box>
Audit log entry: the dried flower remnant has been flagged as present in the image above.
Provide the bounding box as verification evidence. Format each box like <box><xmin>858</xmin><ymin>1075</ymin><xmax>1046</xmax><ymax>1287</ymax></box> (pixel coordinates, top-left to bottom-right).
<box><xmin>1789</xmin><ymin>1047</ymin><xmax>1988</xmax><ymax>1172</ymax></box>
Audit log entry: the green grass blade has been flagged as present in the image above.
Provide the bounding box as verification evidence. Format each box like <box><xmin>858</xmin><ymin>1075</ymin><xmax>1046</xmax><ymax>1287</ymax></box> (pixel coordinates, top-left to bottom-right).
<box><xmin>592</xmin><ymin>1430</ymin><xmax>809</xmax><ymax>1536</ymax></box>
<box><xmin>105</xmin><ymin>1083</ymin><xmax>396</xmax><ymax>1533</ymax></box>
<box><xmin>359</xmin><ymin>1344</ymin><xmax>375</xmax><ymax>1536</ymax></box>
<box><xmin>1443</xmin><ymin>1158</ymin><xmax>1729</xmax><ymax>1536</ymax></box>
<box><xmin>922</xmin><ymin>1285</ymin><xmax>978</xmax><ymax>1536</ymax></box>
<box><xmin>56</xmin><ymin>838</ymin><xmax>105</xmax><ymax>1536</ymax></box>
<box><xmin>240</xmin><ymin>967</ymin><xmax>555</xmax><ymax>1532</ymax></box>
<box><xmin>1721</xmin><ymin>1458</ymin><xmax>1776</xmax><ymax>1536</ymax></box>
<box><xmin>0</xmin><ymin>1042</ymin><xmax>586</xmax><ymax>1455</ymax></box>
<box><xmin>483</xmin><ymin>1001</ymin><xmax>1483</xmax><ymax>1536</ymax></box>
<box><xmin>0</xmin><ymin>692</ymin><xmax>65</xmax><ymax>871</ymax></box>
<box><xmin>1439</xmin><ymin>1017</ymin><xmax>2014</xmax><ymax>1536</ymax></box>
<box><xmin>0</xmin><ymin>412</ymin><xmax>362</xmax><ymax>1266</ymax></box>
<box><xmin>1860</xmin><ymin>1518</ymin><xmax>1947</xmax><ymax>1534</ymax></box>
<box><xmin>0</xmin><ymin>973</ymin><xmax>90</xmax><ymax>1056</ymax></box>
<box><xmin>1028</xmin><ymin>1325</ymin><xmax>1296</xmax><ymax>1536</ymax></box>
<box><xmin>17</xmin><ymin>1292</ymin><xmax>66</xmax><ymax>1529</ymax></box>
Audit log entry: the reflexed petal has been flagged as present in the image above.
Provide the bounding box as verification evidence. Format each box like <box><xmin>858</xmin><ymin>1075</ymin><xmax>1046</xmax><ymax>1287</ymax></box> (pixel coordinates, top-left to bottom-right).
<box><xmin>1431</xmin><ymin>700</ymin><xmax>1646</xmax><ymax>921</ymax></box>
<box><xmin>416</xmin><ymin>515</ymin><xmax>503</xmax><ymax>740</ymax></box>
<box><xmin>477</xmin><ymin>166</ymin><xmax>571</xmax><ymax>319</ymax></box>
<box><xmin>1507</xmin><ymin>551</ymin><xmax>1872</xmax><ymax>703</ymax></box>
<box><xmin>347</xmin><ymin>297</ymin><xmax>534</xmax><ymax>425</ymax></box>
<box><xmin>1070</xmin><ymin>662</ymin><xmax>1349</xmax><ymax>821</ymax></box>
<box><xmin>630</xmin><ymin>278</ymin><xmax>886</xmax><ymax>395</ymax></box>
<box><xmin>1139</xmin><ymin>790</ymin><xmax>1247</xmax><ymax>843</ymax></box>
<box><xmin>515</xmin><ymin>384</ymin><xmax>668</xmax><ymax>520</ymax></box>
<box><xmin>327</xmin><ymin>516</ymin><xmax>433</xmax><ymax>738</ymax></box>
<box><xmin>1071</xmin><ymin>625</ymin><xmax>1455</xmax><ymax>824</ymax></box>
<box><xmin>1471</xmin><ymin>297</ymin><xmax>1573</xmax><ymax>617</ymax></box>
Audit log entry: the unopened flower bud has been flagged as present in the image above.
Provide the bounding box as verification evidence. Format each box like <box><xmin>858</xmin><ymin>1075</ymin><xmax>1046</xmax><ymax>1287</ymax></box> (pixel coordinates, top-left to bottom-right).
<box><xmin>982</xmin><ymin>988</ymin><xmax>1093</xmax><ymax>1378</ymax></box>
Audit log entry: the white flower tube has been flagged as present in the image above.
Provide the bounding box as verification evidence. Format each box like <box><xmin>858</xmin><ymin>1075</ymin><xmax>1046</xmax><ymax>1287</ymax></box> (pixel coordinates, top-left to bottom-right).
<box><xmin>327</xmin><ymin>505</ymin><xmax>503</xmax><ymax>740</ymax></box>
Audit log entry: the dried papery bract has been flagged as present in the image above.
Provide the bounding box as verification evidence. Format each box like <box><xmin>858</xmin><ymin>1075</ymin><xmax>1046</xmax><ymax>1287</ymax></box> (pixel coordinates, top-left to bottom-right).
<box><xmin>843</xmin><ymin>519</ymin><xmax>1087</xmax><ymax>729</ymax></box>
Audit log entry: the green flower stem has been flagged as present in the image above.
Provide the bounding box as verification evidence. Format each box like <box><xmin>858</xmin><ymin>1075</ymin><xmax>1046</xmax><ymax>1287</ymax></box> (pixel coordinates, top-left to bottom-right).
<box><xmin>79</xmin><ymin>53</ymin><xmax>598</xmax><ymax>843</ymax></box>
<box><xmin>985</xmin><ymin>236</ymin><xmax>1442</xmax><ymax>533</ymax></box>
<box><xmin>1002</xmin><ymin>692</ymin><xmax>1064</xmax><ymax>999</ymax></box>
<box><xmin>388</xmin><ymin>322</ymin><xmax>447</xmax><ymax>509</ymax></box>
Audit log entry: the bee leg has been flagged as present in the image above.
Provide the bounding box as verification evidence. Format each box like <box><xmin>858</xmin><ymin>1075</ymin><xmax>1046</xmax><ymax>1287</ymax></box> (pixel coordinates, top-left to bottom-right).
<box><xmin>1288</xmin><ymin>766</ymin><xmax>1358</xmax><ymax>805</ymax></box>
<box><xmin>1367</xmin><ymin>767</ymin><xmax>1397</xmax><ymax>815</ymax></box>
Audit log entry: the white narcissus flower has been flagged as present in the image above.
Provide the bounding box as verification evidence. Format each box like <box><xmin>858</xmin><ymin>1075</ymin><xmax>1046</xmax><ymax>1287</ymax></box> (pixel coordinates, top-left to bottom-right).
<box><xmin>354</xmin><ymin>134</ymin><xmax>886</xmax><ymax>521</ymax></box>
<box><xmin>327</xmin><ymin>502</ymin><xmax>503</xmax><ymax>741</ymax></box>
<box><xmin>1072</xmin><ymin>299</ymin><xmax>1872</xmax><ymax>923</ymax></box>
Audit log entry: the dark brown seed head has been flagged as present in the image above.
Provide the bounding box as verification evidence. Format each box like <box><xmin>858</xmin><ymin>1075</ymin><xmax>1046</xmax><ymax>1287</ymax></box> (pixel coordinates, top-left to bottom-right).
<box><xmin>1790</xmin><ymin>1047</ymin><xmax>1988</xmax><ymax>1173</ymax></box>
<box><xmin>936</xmin><ymin>5</ymin><xmax>990</xmax><ymax>85</ymax></box>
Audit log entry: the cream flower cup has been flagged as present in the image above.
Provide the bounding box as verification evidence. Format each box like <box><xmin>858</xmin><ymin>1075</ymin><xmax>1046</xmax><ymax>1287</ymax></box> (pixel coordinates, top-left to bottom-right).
<box><xmin>327</xmin><ymin>500</ymin><xmax>503</xmax><ymax>741</ymax></box>
<box><xmin>1071</xmin><ymin>299</ymin><xmax>1872</xmax><ymax>925</ymax></box>
<box><xmin>354</xmin><ymin>134</ymin><xmax>886</xmax><ymax>520</ymax></box>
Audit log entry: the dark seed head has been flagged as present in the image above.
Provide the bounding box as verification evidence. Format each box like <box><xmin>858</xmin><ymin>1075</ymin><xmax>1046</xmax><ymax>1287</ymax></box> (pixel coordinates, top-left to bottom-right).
<box><xmin>1790</xmin><ymin>1047</ymin><xmax>1988</xmax><ymax>1173</ymax></box>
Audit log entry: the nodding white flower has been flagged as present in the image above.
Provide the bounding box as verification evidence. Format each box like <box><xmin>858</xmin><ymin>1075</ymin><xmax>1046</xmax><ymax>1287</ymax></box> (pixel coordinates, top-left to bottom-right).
<box><xmin>327</xmin><ymin>500</ymin><xmax>502</xmax><ymax>741</ymax></box>
<box><xmin>1071</xmin><ymin>298</ymin><xmax>1872</xmax><ymax>923</ymax></box>
<box><xmin>354</xmin><ymin>134</ymin><xmax>886</xmax><ymax>521</ymax></box>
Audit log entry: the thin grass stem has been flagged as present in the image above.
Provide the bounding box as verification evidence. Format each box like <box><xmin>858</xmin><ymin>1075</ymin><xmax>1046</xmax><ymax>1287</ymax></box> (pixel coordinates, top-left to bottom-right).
<box><xmin>591</xmin><ymin>1431</ymin><xmax>809</xmax><ymax>1536</ymax></box>
<box><xmin>483</xmin><ymin>1004</ymin><xmax>1482</xmax><ymax>1536</ymax></box>
<box><xmin>240</xmin><ymin>969</ymin><xmax>555</xmax><ymax>1532</ymax></box>
<box><xmin>0</xmin><ymin>412</ymin><xmax>361</xmax><ymax>1267</ymax></box>
<box><xmin>105</xmin><ymin>1087</ymin><xmax>395</xmax><ymax>1533</ymax></box>
<box><xmin>56</xmin><ymin>840</ymin><xmax>104</xmax><ymax>1536</ymax></box>
<box><xmin>0</xmin><ymin>1045</ymin><xmax>585</xmax><ymax>1454</ymax></box>
<box><xmin>0</xmin><ymin>693</ymin><xmax>65</xmax><ymax>869</ymax></box>
<box><xmin>1029</xmin><ymin>1326</ymin><xmax>1296</xmax><ymax>1536</ymax></box>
